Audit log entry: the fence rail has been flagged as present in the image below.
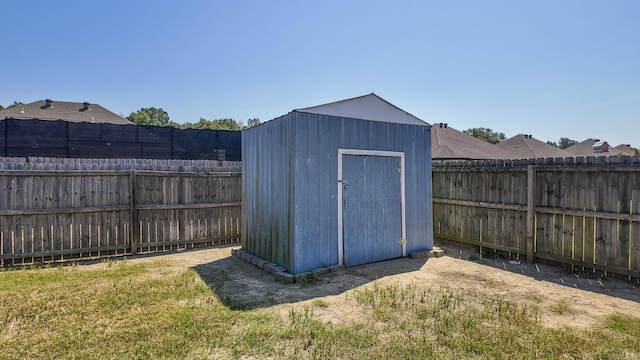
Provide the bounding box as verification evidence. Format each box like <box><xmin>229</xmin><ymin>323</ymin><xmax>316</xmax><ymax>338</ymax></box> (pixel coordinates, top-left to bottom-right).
<box><xmin>0</xmin><ymin>156</ymin><xmax>241</xmax><ymax>172</ymax></box>
<box><xmin>0</xmin><ymin>169</ymin><xmax>241</xmax><ymax>265</ymax></box>
<box><xmin>433</xmin><ymin>156</ymin><xmax>640</xmax><ymax>279</ymax></box>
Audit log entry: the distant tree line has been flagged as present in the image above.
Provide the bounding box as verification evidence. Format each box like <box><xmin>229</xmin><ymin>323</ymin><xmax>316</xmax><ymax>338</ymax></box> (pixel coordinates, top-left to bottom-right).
<box><xmin>463</xmin><ymin>127</ymin><xmax>580</xmax><ymax>148</ymax></box>
<box><xmin>0</xmin><ymin>101</ymin><xmax>24</xmax><ymax>111</ymax></box>
<box><xmin>125</xmin><ymin>107</ymin><xmax>260</xmax><ymax>131</ymax></box>
<box><xmin>546</xmin><ymin>138</ymin><xmax>578</xmax><ymax>149</ymax></box>
<box><xmin>462</xmin><ymin>128</ymin><xmax>506</xmax><ymax>144</ymax></box>
<box><xmin>461</xmin><ymin>128</ymin><xmax>578</xmax><ymax>149</ymax></box>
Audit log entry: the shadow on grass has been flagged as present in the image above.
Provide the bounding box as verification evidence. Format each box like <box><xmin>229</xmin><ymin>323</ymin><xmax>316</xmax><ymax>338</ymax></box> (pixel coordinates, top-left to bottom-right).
<box><xmin>437</xmin><ymin>239</ymin><xmax>640</xmax><ymax>304</ymax></box>
<box><xmin>192</xmin><ymin>255</ymin><xmax>428</xmax><ymax>310</ymax></box>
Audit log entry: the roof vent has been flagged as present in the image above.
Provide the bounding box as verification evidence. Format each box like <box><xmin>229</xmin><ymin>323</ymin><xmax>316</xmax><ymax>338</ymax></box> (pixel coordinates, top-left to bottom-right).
<box><xmin>45</xmin><ymin>99</ymin><xmax>53</xmax><ymax>108</ymax></box>
<box><xmin>20</xmin><ymin>106</ymin><xmax>25</xmax><ymax>114</ymax></box>
<box><xmin>82</xmin><ymin>102</ymin><xmax>91</xmax><ymax>111</ymax></box>
<box><xmin>594</xmin><ymin>139</ymin><xmax>600</xmax><ymax>142</ymax></box>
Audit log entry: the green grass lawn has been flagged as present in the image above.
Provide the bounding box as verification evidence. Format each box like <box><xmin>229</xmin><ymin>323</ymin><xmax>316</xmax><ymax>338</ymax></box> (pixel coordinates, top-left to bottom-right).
<box><xmin>1</xmin><ymin>260</ymin><xmax>639</xmax><ymax>359</ymax></box>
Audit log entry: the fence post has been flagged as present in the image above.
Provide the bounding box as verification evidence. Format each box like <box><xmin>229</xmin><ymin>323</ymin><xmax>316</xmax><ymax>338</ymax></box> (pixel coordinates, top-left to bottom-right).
<box><xmin>129</xmin><ymin>169</ymin><xmax>139</xmax><ymax>255</ymax></box>
<box><xmin>526</xmin><ymin>165</ymin><xmax>536</xmax><ymax>262</ymax></box>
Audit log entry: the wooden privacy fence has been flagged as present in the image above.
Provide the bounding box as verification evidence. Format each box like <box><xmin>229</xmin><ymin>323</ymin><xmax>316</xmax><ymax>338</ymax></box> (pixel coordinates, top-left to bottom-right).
<box><xmin>0</xmin><ymin>169</ymin><xmax>241</xmax><ymax>266</ymax></box>
<box><xmin>433</xmin><ymin>156</ymin><xmax>640</xmax><ymax>279</ymax></box>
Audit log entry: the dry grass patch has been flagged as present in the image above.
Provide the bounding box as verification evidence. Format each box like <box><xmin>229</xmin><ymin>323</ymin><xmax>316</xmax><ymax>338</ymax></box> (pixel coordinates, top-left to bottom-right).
<box><xmin>1</xmin><ymin>256</ymin><xmax>640</xmax><ymax>359</ymax></box>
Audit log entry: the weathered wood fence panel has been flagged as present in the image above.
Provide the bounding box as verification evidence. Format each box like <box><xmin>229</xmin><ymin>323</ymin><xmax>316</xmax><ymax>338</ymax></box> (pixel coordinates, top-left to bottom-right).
<box><xmin>0</xmin><ymin>169</ymin><xmax>241</xmax><ymax>265</ymax></box>
<box><xmin>134</xmin><ymin>172</ymin><xmax>241</xmax><ymax>253</ymax></box>
<box><xmin>433</xmin><ymin>156</ymin><xmax>640</xmax><ymax>279</ymax></box>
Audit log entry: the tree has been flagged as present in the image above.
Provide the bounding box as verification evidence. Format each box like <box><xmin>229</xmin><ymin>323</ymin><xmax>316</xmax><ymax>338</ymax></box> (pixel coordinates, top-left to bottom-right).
<box><xmin>246</xmin><ymin>118</ymin><xmax>260</xmax><ymax>128</ymax></box>
<box><xmin>126</xmin><ymin>107</ymin><xmax>171</xmax><ymax>126</ymax></box>
<box><xmin>7</xmin><ymin>101</ymin><xmax>24</xmax><ymax>109</ymax></box>
<box><xmin>557</xmin><ymin>137</ymin><xmax>578</xmax><ymax>149</ymax></box>
<box><xmin>179</xmin><ymin>118</ymin><xmax>243</xmax><ymax>131</ymax></box>
<box><xmin>0</xmin><ymin>101</ymin><xmax>24</xmax><ymax>111</ymax></box>
<box><xmin>462</xmin><ymin>127</ymin><xmax>506</xmax><ymax>144</ymax></box>
<box><xmin>206</xmin><ymin>118</ymin><xmax>243</xmax><ymax>130</ymax></box>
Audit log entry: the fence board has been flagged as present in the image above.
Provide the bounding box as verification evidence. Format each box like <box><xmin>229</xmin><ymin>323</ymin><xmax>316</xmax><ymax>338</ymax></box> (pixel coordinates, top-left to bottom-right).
<box><xmin>0</xmin><ymin>169</ymin><xmax>241</xmax><ymax>266</ymax></box>
<box><xmin>433</xmin><ymin>157</ymin><xmax>640</xmax><ymax>279</ymax></box>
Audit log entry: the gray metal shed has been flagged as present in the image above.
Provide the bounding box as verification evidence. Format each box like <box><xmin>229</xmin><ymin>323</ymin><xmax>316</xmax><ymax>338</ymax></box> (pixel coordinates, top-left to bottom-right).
<box><xmin>241</xmin><ymin>93</ymin><xmax>433</xmax><ymax>275</ymax></box>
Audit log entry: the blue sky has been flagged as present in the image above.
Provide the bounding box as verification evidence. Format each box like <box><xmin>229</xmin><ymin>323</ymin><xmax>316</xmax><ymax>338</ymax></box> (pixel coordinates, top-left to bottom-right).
<box><xmin>2</xmin><ymin>1</ymin><xmax>639</xmax><ymax>146</ymax></box>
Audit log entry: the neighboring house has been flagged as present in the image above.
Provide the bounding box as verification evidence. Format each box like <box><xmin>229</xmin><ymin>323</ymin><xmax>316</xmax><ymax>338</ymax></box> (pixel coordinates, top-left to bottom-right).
<box><xmin>565</xmin><ymin>138</ymin><xmax>600</xmax><ymax>157</ymax></box>
<box><xmin>565</xmin><ymin>138</ymin><xmax>612</xmax><ymax>157</ymax></box>
<box><xmin>431</xmin><ymin>123</ymin><xmax>512</xmax><ymax>160</ymax></box>
<box><xmin>0</xmin><ymin>99</ymin><xmax>132</xmax><ymax>125</ymax></box>
<box><xmin>592</xmin><ymin>140</ymin><xmax>609</xmax><ymax>153</ymax></box>
<box><xmin>496</xmin><ymin>134</ymin><xmax>573</xmax><ymax>160</ymax></box>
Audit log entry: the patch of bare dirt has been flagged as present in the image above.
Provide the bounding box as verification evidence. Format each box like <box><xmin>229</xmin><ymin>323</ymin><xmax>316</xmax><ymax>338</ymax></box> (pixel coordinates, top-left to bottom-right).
<box><xmin>84</xmin><ymin>243</ymin><xmax>640</xmax><ymax>328</ymax></box>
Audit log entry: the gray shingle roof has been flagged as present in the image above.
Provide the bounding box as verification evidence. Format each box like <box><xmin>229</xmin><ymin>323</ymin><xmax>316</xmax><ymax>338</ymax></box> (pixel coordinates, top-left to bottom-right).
<box><xmin>496</xmin><ymin>134</ymin><xmax>573</xmax><ymax>159</ymax></box>
<box><xmin>431</xmin><ymin>123</ymin><xmax>512</xmax><ymax>160</ymax></box>
<box><xmin>0</xmin><ymin>99</ymin><xmax>132</xmax><ymax>125</ymax></box>
<box><xmin>612</xmin><ymin>144</ymin><xmax>634</xmax><ymax>156</ymax></box>
<box><xmin>565</xmin><ymin>138</ymin><xmax>599</xmax><ymax>156</ymax></box>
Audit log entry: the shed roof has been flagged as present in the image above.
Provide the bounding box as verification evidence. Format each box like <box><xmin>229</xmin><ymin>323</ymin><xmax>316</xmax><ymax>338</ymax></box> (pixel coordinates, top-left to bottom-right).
<box><xmin>431</xmin><ymin>123</ymin><xmax>512</xmax><ymax>160</ymax></box>
<box><xmin>496</xmin><ymin>134</ymin><xmax>573</xmax><ymax>159</ymax></box>
<box><xmin>294</xmin><ymin>93</ymin><xmax>429</xmax><ymax>126</ymax></box>
<box><xmin>0</xmin><ymin>99</ymin><xmax>132</xmax><ymax>125</ymax></box>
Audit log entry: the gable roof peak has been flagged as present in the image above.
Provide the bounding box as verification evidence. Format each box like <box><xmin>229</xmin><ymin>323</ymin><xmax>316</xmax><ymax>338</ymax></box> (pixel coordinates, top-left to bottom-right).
<box><xmin>294</xmin><ymin>93</ymin><xmax>429</xmax><ymax>126</ymax></box>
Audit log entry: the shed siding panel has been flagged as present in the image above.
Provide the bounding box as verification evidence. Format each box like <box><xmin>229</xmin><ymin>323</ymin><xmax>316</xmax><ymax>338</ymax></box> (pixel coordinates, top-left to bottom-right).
<box><xmin>319</xmin><ymin>116</ymin><xmax>335</xmax><ymax>268</ymax></box>
<box><xmin>293</xmin><ymin>114</ymin><xmax>311</xmax><ymax>274</ymax></box>
<box><xmin>293</xmin><ymin>114</ymin><xmax>339</xmax><ymax>272</ymax></box>
<box><xmin>242</xmin><ymin>114</ymin><xmax>295</xmax><ymax>270</ymax></box>
<box><xmin>406</xmin><ymin>127</ymin><xmax>432</xmax><ymax>254</ymax></box>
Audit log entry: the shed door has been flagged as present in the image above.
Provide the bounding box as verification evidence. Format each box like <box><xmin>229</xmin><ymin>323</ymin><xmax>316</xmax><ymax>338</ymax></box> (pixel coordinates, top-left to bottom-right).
<box><xmin>340</xmin><ymin>153</ymin><xmax>404</xmax><ymax>266</ymax></box>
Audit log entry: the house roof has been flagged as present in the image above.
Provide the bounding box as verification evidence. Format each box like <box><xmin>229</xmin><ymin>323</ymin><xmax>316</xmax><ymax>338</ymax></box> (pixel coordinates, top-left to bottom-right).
<box><xmin>0</xmin><ymin>99</ymin><xmax>132</xmax><ymax>125</ymax></box>
<box><xmin>565</xmin><ymin>138</ymin><xmax>611</xmax><ymax>157</ymax></box>
<box><xmin>431</xmin><ymin>123</ymin><xmax>512</xmax><ymax>160</ymax></box>
<box><xmin>612</xmin><ymin>144</ymin><xmax>634</xmax><ymax>156</ymax></box>
<box><xmin>496</xmin><ymin>134</ymin><xmax>573</xmax><ymax>159</ymax></box>
<box><xmin>294</xmin><ymin>93</ymin><xmax>429</xmax><ymax>126</ymax></box>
